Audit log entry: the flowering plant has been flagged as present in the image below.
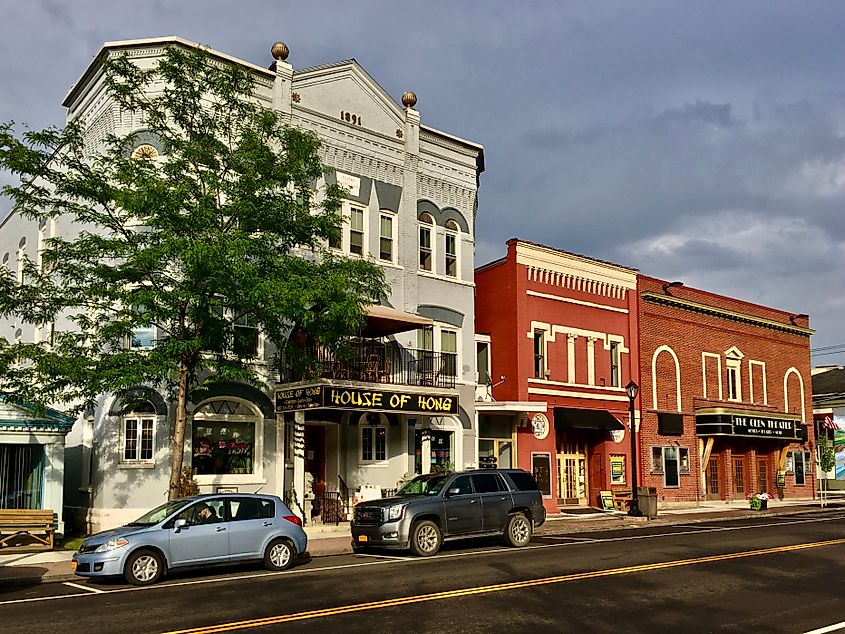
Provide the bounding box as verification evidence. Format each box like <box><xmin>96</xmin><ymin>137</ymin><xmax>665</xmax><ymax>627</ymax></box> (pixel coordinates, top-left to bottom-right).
<box><xmin>746</xmin><ymin>491</ymin><xmax>773</xmax><ymax>509</ymax></box>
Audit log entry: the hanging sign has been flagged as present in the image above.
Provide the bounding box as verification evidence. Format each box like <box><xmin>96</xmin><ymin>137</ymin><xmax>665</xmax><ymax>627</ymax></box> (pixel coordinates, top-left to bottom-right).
<box><xmin>531</xmin><ymin>413</ymin><xmax>550</xmax><ymax>440</ymax></box>
<box><xmin>275</xmin><ymin>384</ymin><xmax>458</xmax><ymax>415</ymax></box>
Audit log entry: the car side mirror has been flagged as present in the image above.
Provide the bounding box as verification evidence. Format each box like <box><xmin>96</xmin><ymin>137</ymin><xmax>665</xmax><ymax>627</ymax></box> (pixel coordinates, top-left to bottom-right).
<box><xmin>173</xmin><ymin>518</ymin><xmax>187</xmax><ymax>532</ymax></box>
<box><xmin>447</xmin><ymin>487</ymin><xmax>461</xmax><ymax>497</ymax></box>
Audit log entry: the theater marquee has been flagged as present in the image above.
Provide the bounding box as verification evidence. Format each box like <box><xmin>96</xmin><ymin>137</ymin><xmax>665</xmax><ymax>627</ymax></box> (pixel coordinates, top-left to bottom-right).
<box><xmin>696</xmin><ymin>407</ymin><xmax>803</xmax><ymax>441</ymax></box>
<box><xmin>275</xmin><ymin>384</ymin><xmax>458</xmax><ymax>416</ymax></box>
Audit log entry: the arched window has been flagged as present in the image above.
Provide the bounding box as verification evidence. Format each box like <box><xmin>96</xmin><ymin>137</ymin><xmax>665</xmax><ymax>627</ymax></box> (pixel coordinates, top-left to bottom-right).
<box><xmin>419</xmin><ymin>212</ymin><xmax>434</xmax><ymax>272</ymax></box>
<box><xmin>444</xmin><ymin>219</ymin><xmax>459</xmax><ymax>278</ymax></box>
<box><xmin>192</xmin><ymin>398</ymin><xmax>262</xmax><ymax>479</ymax></box>
<box><xmin>16</xmin><ymin>237</ymin><xmax>26</xmax><ymax>284</ymax></box>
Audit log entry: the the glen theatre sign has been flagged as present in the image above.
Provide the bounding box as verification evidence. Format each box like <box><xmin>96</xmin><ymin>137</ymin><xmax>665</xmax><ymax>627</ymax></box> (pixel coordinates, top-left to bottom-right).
<box><xmin>276</xmin><ymin>384</ymin><xmax>458</xmax><ymax>416</ymax></box>
<box><xmin>696</xmin><ymin>408</ymin><xmax>802</xmax><ymax>441</ymax></box>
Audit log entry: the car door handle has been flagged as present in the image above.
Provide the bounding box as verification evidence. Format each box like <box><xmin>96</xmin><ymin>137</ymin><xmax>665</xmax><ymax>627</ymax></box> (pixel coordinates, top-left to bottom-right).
<box><xmin>501</xmin><ymin>497</ymin><xmax>507</xmax><ymax>501</ymax></box>
<box><xmin>216</xmin><ymin>526</ymin><xmax>227</xmax><ymax>532</ymax></box>
<box><xmin>470</xmin><ymin>499</ymin><xmax>477</xmax><ymax>504</ymax></box>
<box><xmin>262</xmin><ymin>522</ymin><xmax>273</xmax><ymax>527</ymax></box>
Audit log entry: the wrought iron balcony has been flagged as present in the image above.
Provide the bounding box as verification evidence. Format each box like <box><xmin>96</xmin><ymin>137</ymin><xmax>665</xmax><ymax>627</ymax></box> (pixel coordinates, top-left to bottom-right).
<box><xmin>280</xmin><ymin>341</ymin><xmax>457</xmax><ymax>389</ymax></box>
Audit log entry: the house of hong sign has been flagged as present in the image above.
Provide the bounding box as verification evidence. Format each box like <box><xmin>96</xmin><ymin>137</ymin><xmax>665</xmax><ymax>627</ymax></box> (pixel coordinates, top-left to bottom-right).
<box><xmin>276</xmin><ymin>384</ymin><xmax>458</xmax><ymax>416</ymax></box>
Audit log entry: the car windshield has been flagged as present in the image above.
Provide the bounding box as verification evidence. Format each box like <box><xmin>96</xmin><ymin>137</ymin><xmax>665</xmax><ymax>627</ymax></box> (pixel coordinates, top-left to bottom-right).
<box><xmin>395</xmin><ymin>474</ymin><xmax>451</xmax><ymax>497</ymax></box>
<box><xmin>126</xmin><ymin>499</ymin><xmax>192</xmax><ymax>526</ymax></box>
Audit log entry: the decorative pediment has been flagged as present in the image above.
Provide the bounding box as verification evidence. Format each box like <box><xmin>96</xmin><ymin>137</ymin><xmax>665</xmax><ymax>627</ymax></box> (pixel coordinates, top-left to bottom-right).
<box><xmin>293</xmin><ymin>60</ymin><xmax>405</xmax><ymax>138</ymax></box>
<box><xmin>0</xmin><ymin>394</ymin><xmax>74</xmax><ymax>433</ymax></box>
<box><xmin>724</xmin><ymin>346</ymin><xmax>744</xmax><ymax>359</ymax></box>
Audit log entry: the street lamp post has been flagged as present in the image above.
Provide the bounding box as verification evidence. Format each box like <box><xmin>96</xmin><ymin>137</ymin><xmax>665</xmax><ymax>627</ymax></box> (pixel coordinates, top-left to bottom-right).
<box><xmin>626</xmin><ymin>380</ymin><xmax>642</xmax><ymax>517</ymax></box>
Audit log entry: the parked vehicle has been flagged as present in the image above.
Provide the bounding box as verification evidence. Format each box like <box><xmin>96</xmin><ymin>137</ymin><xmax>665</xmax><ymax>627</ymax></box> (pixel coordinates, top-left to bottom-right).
<box><xmin>351</xmin><ymin>469</ymin><xmax>546</xmax><ymax>556</ymax></box>
<box><xmin>72</xmin><ymin>494</ymin><xmax>307</xmax><ymax>585</ymax></box>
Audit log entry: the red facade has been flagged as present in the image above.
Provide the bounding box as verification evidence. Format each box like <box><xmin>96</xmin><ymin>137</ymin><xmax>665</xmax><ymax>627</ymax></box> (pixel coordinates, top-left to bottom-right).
<box><xmin>637</xmin><ymin>275</ymin><xmax>814</xmax><ymax>503</ymax></box>
<box><xmin>475</xmin><ymin>240</ymin><xmax>640</xmax><ymax>513</ymax></box>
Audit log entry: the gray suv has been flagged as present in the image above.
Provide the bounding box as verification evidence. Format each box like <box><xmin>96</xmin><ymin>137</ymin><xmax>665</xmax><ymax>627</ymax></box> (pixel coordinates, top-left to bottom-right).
<box><xmin>351</xmin><ymin>469</ymin><xmax>546</xmax><ymax>556</ymax></box>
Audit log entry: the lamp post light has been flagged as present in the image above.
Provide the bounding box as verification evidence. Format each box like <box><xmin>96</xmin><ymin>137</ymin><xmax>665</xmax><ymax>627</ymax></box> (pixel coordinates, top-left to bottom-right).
<box><xmin>625</xmin><ymin>380</ymin><xmax>642</xmax><ymax>517</ymax></box>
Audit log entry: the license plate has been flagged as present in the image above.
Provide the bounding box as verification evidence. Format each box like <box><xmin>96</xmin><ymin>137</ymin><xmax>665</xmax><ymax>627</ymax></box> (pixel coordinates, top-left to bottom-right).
<box><xmin>358</xmin><ymin>535</ymin><xmax>368</xmax><ymax>542</ymax></box>
<box><xmin>71</xmin><ymin>560</ymin><xmax>77</xmax><ymax>571</ymax></box>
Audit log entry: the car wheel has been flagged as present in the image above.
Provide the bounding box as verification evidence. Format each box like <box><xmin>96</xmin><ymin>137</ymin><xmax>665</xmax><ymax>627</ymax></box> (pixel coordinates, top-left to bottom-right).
<box><xmin>124</xmin><ymin>549</ymin><xmax>164</xmax><ymax>586</ymax></box>
<box><xmin>264</xmin><ymin>538</ymin><xmax>295</xmax><ymax>571</ymax></box>
<box><xmin>409</xmin><ymin>520</ymin><xmax>442</xmax><ymax>557</ymax></box>
<box><xmin>504</xmin><ymin>512</ymin><xmax>532</xmax><ymax>548</ymax></box>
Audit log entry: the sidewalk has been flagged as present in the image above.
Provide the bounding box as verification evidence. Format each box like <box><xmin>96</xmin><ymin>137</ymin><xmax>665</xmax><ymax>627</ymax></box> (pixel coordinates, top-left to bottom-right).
<box><xmin>0</xmin><ymin>499</ymin><xmax>839</xmax><ymax>588</ymax></box>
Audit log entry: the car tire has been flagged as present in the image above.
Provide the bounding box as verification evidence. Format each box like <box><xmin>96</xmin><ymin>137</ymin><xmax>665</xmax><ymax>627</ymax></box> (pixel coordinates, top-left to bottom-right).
<box><xmin>124</xmin><ymin>549</ymin><xmax>164</xmax><ymax>586</ymax></box>
<box><xmin>409</xmin><ymin>520</ymin><xmax>442</xmax><ymax>557</ymax></box>
<box><xmin>504</xmin><ymin>512</ymin><xmax>532</xmax><ymax>548</ymax></box>
<box><xmin>264</xmin><ymin>538</ymin><xmax>295</xmax><ymax>571</ymax></box>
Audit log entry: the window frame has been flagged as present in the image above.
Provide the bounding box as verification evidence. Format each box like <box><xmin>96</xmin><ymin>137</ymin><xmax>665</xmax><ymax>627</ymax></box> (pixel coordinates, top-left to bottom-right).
<box><xmin>120</xmin><ymin>413</ymin><xmax>155</xmax><ymax>466</ymax></box>
<box><xmin>649</xmin><ymin>445</ymin><xmax>690</xmax><ymax>487</ymax></box>
<box><xmin>191</xmin><ymin>399</ymin><xmax>265</xmax><ymax>485</ymax></box>
<box><xmin>444</xmin><ymin>220</ymin><xmax>459</xmax><ymax>278</ymax></box>
<box><xmin>533</xmin><ymin>330</ymin><xmax>546</xmax><ymax>379</ymax></box>
<box><xmin>419</xmin><ymin>214</ymin><xmax>434</xmax><ymax>272</ymax></box>
<box><xmin>359</xmin><ymin>424</ymin><xmax>388</xmax><ymax>465</ymax></box>
<box><xmin>349</xmin><ymin>205</ymin><xmax>366</xmax><ymax>257</ymax></box>
<box><xmin>378</xmin><ymin>210</ymin><xmax>397</xmax><ymax>263</ymax></box>
<box><xmin>129</xmin><ymin>303</ymin><xmax>157</xmax><ymax>350</ymax></box>
<box><xmin>725</xmin><ymin>348</ymin><xmax>744</xmax><ymax>402</ymax></box>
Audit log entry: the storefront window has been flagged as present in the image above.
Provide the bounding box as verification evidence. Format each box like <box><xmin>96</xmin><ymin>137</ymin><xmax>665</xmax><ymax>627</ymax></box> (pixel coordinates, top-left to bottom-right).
<box><xmin>663</xmin><ymin>447</ymin><xmax>680</xmax><ymax>487</ymax></box>
<box><xmin>479</xmin><ymin>415</ymin><xmax>513</xmax><ymax>469</ymax></box>
<box><xmin>0</xmin><ymin>445</ymin><xmax>44</xmax><ymax>510</ymax></box>
<box><xmin>192</xmin><ymin>421</ymin><xmax>255</xmax><ymax>475</ymax></box>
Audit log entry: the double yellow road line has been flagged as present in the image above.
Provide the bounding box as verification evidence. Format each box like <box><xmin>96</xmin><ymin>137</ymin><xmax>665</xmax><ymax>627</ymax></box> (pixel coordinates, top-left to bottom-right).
<box><xmin>166</xmin><ymin>537</ymin><xmax>845</xmax><ymax>633</ymax></box>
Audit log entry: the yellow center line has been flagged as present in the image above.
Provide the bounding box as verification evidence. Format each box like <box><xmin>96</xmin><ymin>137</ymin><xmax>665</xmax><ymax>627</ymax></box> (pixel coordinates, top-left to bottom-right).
<box><xmin>163</xmin><ymin>537</ymin><xmax>845</xmax><ymax>634</ymax></box>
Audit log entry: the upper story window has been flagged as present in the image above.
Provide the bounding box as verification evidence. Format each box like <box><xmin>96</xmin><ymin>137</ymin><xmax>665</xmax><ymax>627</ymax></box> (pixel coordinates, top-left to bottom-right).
<box><xmin>379</xmin><ymin>212</ymin><xmax>396</xmax><ymax>263</ymax></box>
<box><xmin>610</xmin><ymin>341</ymin><xmax>620</xmax><ymax>387</ymax></box>
<box><xmin>16</xmin><ymin>237</ymin><xmax>26</xmax><ymax>284</ymax></box>
<box><xmin>349</xmin><ymin>206</ymin><xmax>365</xmax><ymax>256</ymax></box>
<box><xmin>419</xmin><ymin>213</ymin><xmax>434</xmax><ymax>272</ymax></box>
<box><xmin>234</xmin><ymin>313</ymin><xmax>259</xmax><ymax>358</ymax></box>
<box><xmin>130</xmin><ymin>304</ymin><xmax>156</xmax><ymax>350</ymax></box>
<box><xmin>440</xmin><ymin>329</ymin><xmax>458</xmax><ymax>378</ymax></box>
<box><xmin>534</xmin><ymin>330</ymin><xmax>546</xmax><ymax>379</ymax></box>
<box><xmin>1</xmin><ymin>252</ymin><xmax>9</xmax><ymax>271</ymax></box>
<box><xmin>725</xmin><ymin>347</ymin><xmax>744</xmax><ymax>402</ymax></box>
<box><xmin>476</xmin><ymin>339</ymin><xmax>491</xmax><ymax>386</ymax></box>
<box><xmin>444</xmin><ymin>220</ymin><xmax>459</xmax><ymax>278</ymax></box>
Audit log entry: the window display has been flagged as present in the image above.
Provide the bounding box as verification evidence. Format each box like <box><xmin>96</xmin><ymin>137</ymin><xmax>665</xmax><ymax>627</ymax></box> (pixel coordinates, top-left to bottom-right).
<box><xmin>192</xmin><ymin>421</ymin><xmax>254</xmax><ymax>475</ymax></box>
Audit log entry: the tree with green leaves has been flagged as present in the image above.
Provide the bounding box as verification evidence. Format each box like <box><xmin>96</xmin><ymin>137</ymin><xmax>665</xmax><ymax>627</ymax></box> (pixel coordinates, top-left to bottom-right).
<box><xmin>0</xmin><ymin>45</ymin><xmax>386</xmax><ymax>501</ymax></box>
<box><xmin>816</xmin><ymin>434</ymin><xmax>835</xmax><ymax>507</ymax></box>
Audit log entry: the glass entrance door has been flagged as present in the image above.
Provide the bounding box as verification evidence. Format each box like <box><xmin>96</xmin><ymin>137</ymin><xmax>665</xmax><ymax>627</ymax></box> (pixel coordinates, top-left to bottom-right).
<box><xmin>556</xmin><ymin>433</ymin><xmax>588</xmax><ymax>505</ymax></box>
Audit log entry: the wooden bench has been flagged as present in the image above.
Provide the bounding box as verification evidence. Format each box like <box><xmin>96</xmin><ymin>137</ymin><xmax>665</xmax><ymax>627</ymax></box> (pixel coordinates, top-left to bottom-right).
<box><xmin>0</xmin><ymin>509</ymin><xmax>55</xmax><ymax>549</ymax></box>
<box><xmin>611</xmin><ymin>487</ymin><xmax>632</xmax><ymax>512</ymax></box>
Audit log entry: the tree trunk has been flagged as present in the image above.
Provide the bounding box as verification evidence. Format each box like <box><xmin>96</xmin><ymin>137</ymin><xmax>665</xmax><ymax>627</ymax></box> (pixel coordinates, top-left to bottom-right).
<box><xmin>168</xmin><ymin>362</ymin><xmax>190</xmax><ymax>501</ymax></box>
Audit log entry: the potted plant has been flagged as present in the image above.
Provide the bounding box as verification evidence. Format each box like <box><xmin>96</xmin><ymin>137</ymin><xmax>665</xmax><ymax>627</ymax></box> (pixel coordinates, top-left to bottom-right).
<box><xmin>746</xmin><ymin>491</ymin><xmax>773</xmax><ymax>510</ymax></box>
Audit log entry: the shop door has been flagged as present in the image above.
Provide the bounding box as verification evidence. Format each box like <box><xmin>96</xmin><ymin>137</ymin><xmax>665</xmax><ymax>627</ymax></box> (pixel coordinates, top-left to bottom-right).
<box><xmin>757</xmin><ymin>458</ymin><xmax>770</xmax><ymax>494</ymax></box>
<box><xmin>733</xmin><ymin>458</ymin><xmax>746</xmax><ymax>497</ymax></box>
<box><xmin>304</xmin><ymin>426</ymin><xmax>326</xmax><ymax>489</ymax></box>
<box><xmin>705</xmin><ymin>458</ymin><xmax>721</xmax><ymax>500</ymax></box>
<box><xmin>556</xmin><ymin>434</ymin><xmax>588</xmax><ymax>505</ymax></box>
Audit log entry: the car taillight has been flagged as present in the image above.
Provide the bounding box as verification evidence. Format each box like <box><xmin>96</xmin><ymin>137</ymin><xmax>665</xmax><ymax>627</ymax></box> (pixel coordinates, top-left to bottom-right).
<box><xmin>283</xmin><ymin>515</ymin><xmax>302</xmax><ymax>527</ymax></box>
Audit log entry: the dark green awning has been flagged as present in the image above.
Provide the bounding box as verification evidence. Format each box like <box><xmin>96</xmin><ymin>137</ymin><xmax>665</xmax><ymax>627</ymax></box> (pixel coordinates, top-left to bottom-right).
<box><xmin>553</xmin><ymin>407</ymin><xmax>624</xmax><ymax>431</ymax></box>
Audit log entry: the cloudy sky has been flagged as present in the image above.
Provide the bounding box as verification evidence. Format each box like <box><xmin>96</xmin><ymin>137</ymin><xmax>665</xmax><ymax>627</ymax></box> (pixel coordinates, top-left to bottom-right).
<box><xmin>1</xmin><ymin>1</ymin><xmax>843</xmax><ymax>365</ymax></box>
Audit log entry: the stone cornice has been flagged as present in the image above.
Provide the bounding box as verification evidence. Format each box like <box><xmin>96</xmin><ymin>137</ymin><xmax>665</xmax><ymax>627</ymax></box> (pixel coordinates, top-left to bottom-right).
<box><xmin>641</xmin><ymin>291</ymin><xmax>814</xmax><ymax>337</ymax></box>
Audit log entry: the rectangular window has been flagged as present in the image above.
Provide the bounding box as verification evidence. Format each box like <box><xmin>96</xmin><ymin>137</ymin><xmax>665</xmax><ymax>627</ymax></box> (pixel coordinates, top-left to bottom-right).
<box><xmin>609</xmin><ymin>342</ymin><xmax>620</xmax><ymax>387</ymax></box>
<box><xmin>192</xmin><ymin>421</ymin><xmax>255</xmax><ymax>475</ymax></box>
<box><xmin>657</xmin><ymin>413</ymin><xmax>684</xmax><ymax>436</ymax></box>
<box><xmin>441</xmin><ymin>329</ymin><xmax>457</xmax><ymax>378</ymax></box>
<box><xmin>727</xmin><ymin>366</ymin><xmax>739</xmax><ymax>400</ymax></box>
<box><xmin>328</xmin><ymin>215</ymin><xmax>342</xmax><ymax>249</ymax></box>
<box><xmin>349</xmin><ymin>207</ymin><xmax>364</xmax><ymax>256</ymax></box>
<box><xmin>123</xmin><ymin>418</ymin><xmax>154</xmax><ymax>462</ymax></box>
<box><xmin>419</xmin><ymin>225</ymin><xmax>432</xmax><ymax>271</ymax></box>
<box><xmin>360</xmin><ymin>426</ymin><xmax>387</xmax><ymax>463</ymax></box>
<box><xmin>445</xmin><ymin>232</ymin><xmax>457</xmax><ymax>277</ymax></box>
<box><xmin>379</xmin><ymin>214</ymin><xmax>394</xmax><ymax>262</ymax></box>
<box><xmin>130</xmin><ymin>304</ymin><xmax>156</xmax><ymax>350</ymax></box>
<box><xmin>793</xmin><ymin>451</ymin><xmax>806</xmax><ymax>485</ymax></box>
<box><xmin>476</xmin><ymin>341</ymin><xmax>490</xmax><ymax>386</ymax></box>
<box><xmin>233</xmin><ymin>313</ymin><xmax>259</xmax><ymax>358</ymax></box>
<box><xmin>533</xmin><ymin>330</ymin><xmax>545</xmax><ymax>379</ymax></box>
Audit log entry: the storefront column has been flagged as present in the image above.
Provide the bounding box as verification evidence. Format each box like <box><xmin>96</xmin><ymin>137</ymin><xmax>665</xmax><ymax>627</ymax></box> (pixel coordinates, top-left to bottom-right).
<box><xmin>723</xmin><ymin>448</ymin><xmax>733</xmax><ymax>501</ymax></box>
<box><xmin>293</xmin><ymin>410</ymin><xmax>306</xmax><ymax>521</ymax></box>
<box><xmin>421</xmin><ymin>429</ymin><xmax>431</xmax><ymax>474</ymax></box>
<box><xmin>274</xmin><ymin>413</ymin><xmax>285</xmax><ymax>500</ymax></box>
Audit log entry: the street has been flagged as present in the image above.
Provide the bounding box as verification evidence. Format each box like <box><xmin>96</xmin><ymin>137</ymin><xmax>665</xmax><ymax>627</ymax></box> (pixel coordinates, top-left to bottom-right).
<box><xmin>2</xmin><ymin>512</ymin><xmax>845</xmax><ymax>633</ymax></box>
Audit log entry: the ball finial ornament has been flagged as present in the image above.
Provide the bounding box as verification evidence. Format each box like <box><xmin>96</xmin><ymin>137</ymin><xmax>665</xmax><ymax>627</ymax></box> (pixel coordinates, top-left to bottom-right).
<box><xmin>401</xmin><ymin>91</ymin><xmax>417</xmax><ymax>109</ymax></box>
<box><xmin>271</xmin><ymin>42</ymin><xmax>289</xmax><ymax>61</ymax></box>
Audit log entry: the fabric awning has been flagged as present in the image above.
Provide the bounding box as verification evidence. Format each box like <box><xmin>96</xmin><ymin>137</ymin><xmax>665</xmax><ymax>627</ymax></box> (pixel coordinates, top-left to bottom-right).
<box><xmin>554</xmin><ymin>407</ymin><xmax>624</xmax><ymax>431</ymax></box>
<box><xmin>362</xmin><ymin>305</ymin><xmax>434</xmax><ymax>337</ymax></box>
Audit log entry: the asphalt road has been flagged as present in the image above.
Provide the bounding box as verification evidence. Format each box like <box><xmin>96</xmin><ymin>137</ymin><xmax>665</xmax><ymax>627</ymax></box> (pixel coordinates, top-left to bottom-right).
<box><xmin>3</xmin><ymin>511</ymin><xmax>845</xmax><ymax>633</ymax></box>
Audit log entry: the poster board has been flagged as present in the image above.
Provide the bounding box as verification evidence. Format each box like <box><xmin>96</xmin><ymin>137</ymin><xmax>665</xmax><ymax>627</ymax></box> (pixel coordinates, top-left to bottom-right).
<box><xmin>600</xmin><ymin>490</ymin><xmax>615</xmax><ymax>511</ymax></box>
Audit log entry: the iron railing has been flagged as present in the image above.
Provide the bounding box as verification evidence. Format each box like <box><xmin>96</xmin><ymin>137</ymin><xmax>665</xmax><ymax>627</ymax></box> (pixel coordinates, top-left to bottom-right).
<box><xmin>281</xmin><ymin>342</ymin><xmax>456</xmax><ymax>389</ymax></box>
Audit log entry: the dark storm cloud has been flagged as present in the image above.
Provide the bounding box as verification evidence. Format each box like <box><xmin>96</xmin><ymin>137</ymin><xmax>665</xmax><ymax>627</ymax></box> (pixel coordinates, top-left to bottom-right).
<box><xmin>1</xmin><ymin>0</ymin><xmax>844</xmax><ymax>362</ymax></box>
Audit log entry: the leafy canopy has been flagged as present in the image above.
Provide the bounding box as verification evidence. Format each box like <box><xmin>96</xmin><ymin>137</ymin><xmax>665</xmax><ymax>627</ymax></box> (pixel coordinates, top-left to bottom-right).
<box><xmin>0</xmin><ymin>44</ymin><xmax>387</xmax><ymax>411</ymax></box>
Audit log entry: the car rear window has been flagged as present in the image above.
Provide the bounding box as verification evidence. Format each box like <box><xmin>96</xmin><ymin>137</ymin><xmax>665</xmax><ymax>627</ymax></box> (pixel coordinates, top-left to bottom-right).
<box><xmin>507</xmin><ymin>471</ymin><xmax>541</xmax><ymax>491</ymax></box>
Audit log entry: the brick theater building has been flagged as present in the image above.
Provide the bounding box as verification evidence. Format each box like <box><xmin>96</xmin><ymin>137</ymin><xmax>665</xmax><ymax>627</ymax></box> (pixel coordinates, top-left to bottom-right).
<box><xmin>637</xmin><ymin>276</ymin><xmax>814</xmax><ymax>504</ymax></box>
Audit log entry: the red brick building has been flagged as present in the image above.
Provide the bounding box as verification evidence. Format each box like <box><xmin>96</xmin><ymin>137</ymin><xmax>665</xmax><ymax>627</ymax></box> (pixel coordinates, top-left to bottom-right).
<box><xmin>475</xmin><ymin>240</ymin><xmax>640</xmax><ymax>514</ymax></box>
<box><xmin>637</xmin><ymin>275</ymin><xmax>815</xmax><ymax>504</ymax></box>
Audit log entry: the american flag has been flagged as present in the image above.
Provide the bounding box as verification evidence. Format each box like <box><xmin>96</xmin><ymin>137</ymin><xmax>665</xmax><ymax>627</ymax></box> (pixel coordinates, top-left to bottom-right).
<box><xmin>820</xmin><ymin>415</ymin><xmax>838</xmax><ymax>430</ymax></box>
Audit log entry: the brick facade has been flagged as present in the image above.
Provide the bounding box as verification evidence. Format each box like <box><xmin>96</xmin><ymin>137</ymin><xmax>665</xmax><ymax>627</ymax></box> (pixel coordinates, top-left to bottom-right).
<box><xmin>637</xmin><ymin>275</ymin><xmax>815</xmax><ymax>504</ymax></box>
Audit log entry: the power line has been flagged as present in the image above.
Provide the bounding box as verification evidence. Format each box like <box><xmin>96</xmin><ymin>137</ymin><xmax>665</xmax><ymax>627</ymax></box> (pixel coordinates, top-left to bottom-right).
<box><xmin>811</xmin><ymin>343</ymin><xmax>845</xmax><ymax>352</ymax></box>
